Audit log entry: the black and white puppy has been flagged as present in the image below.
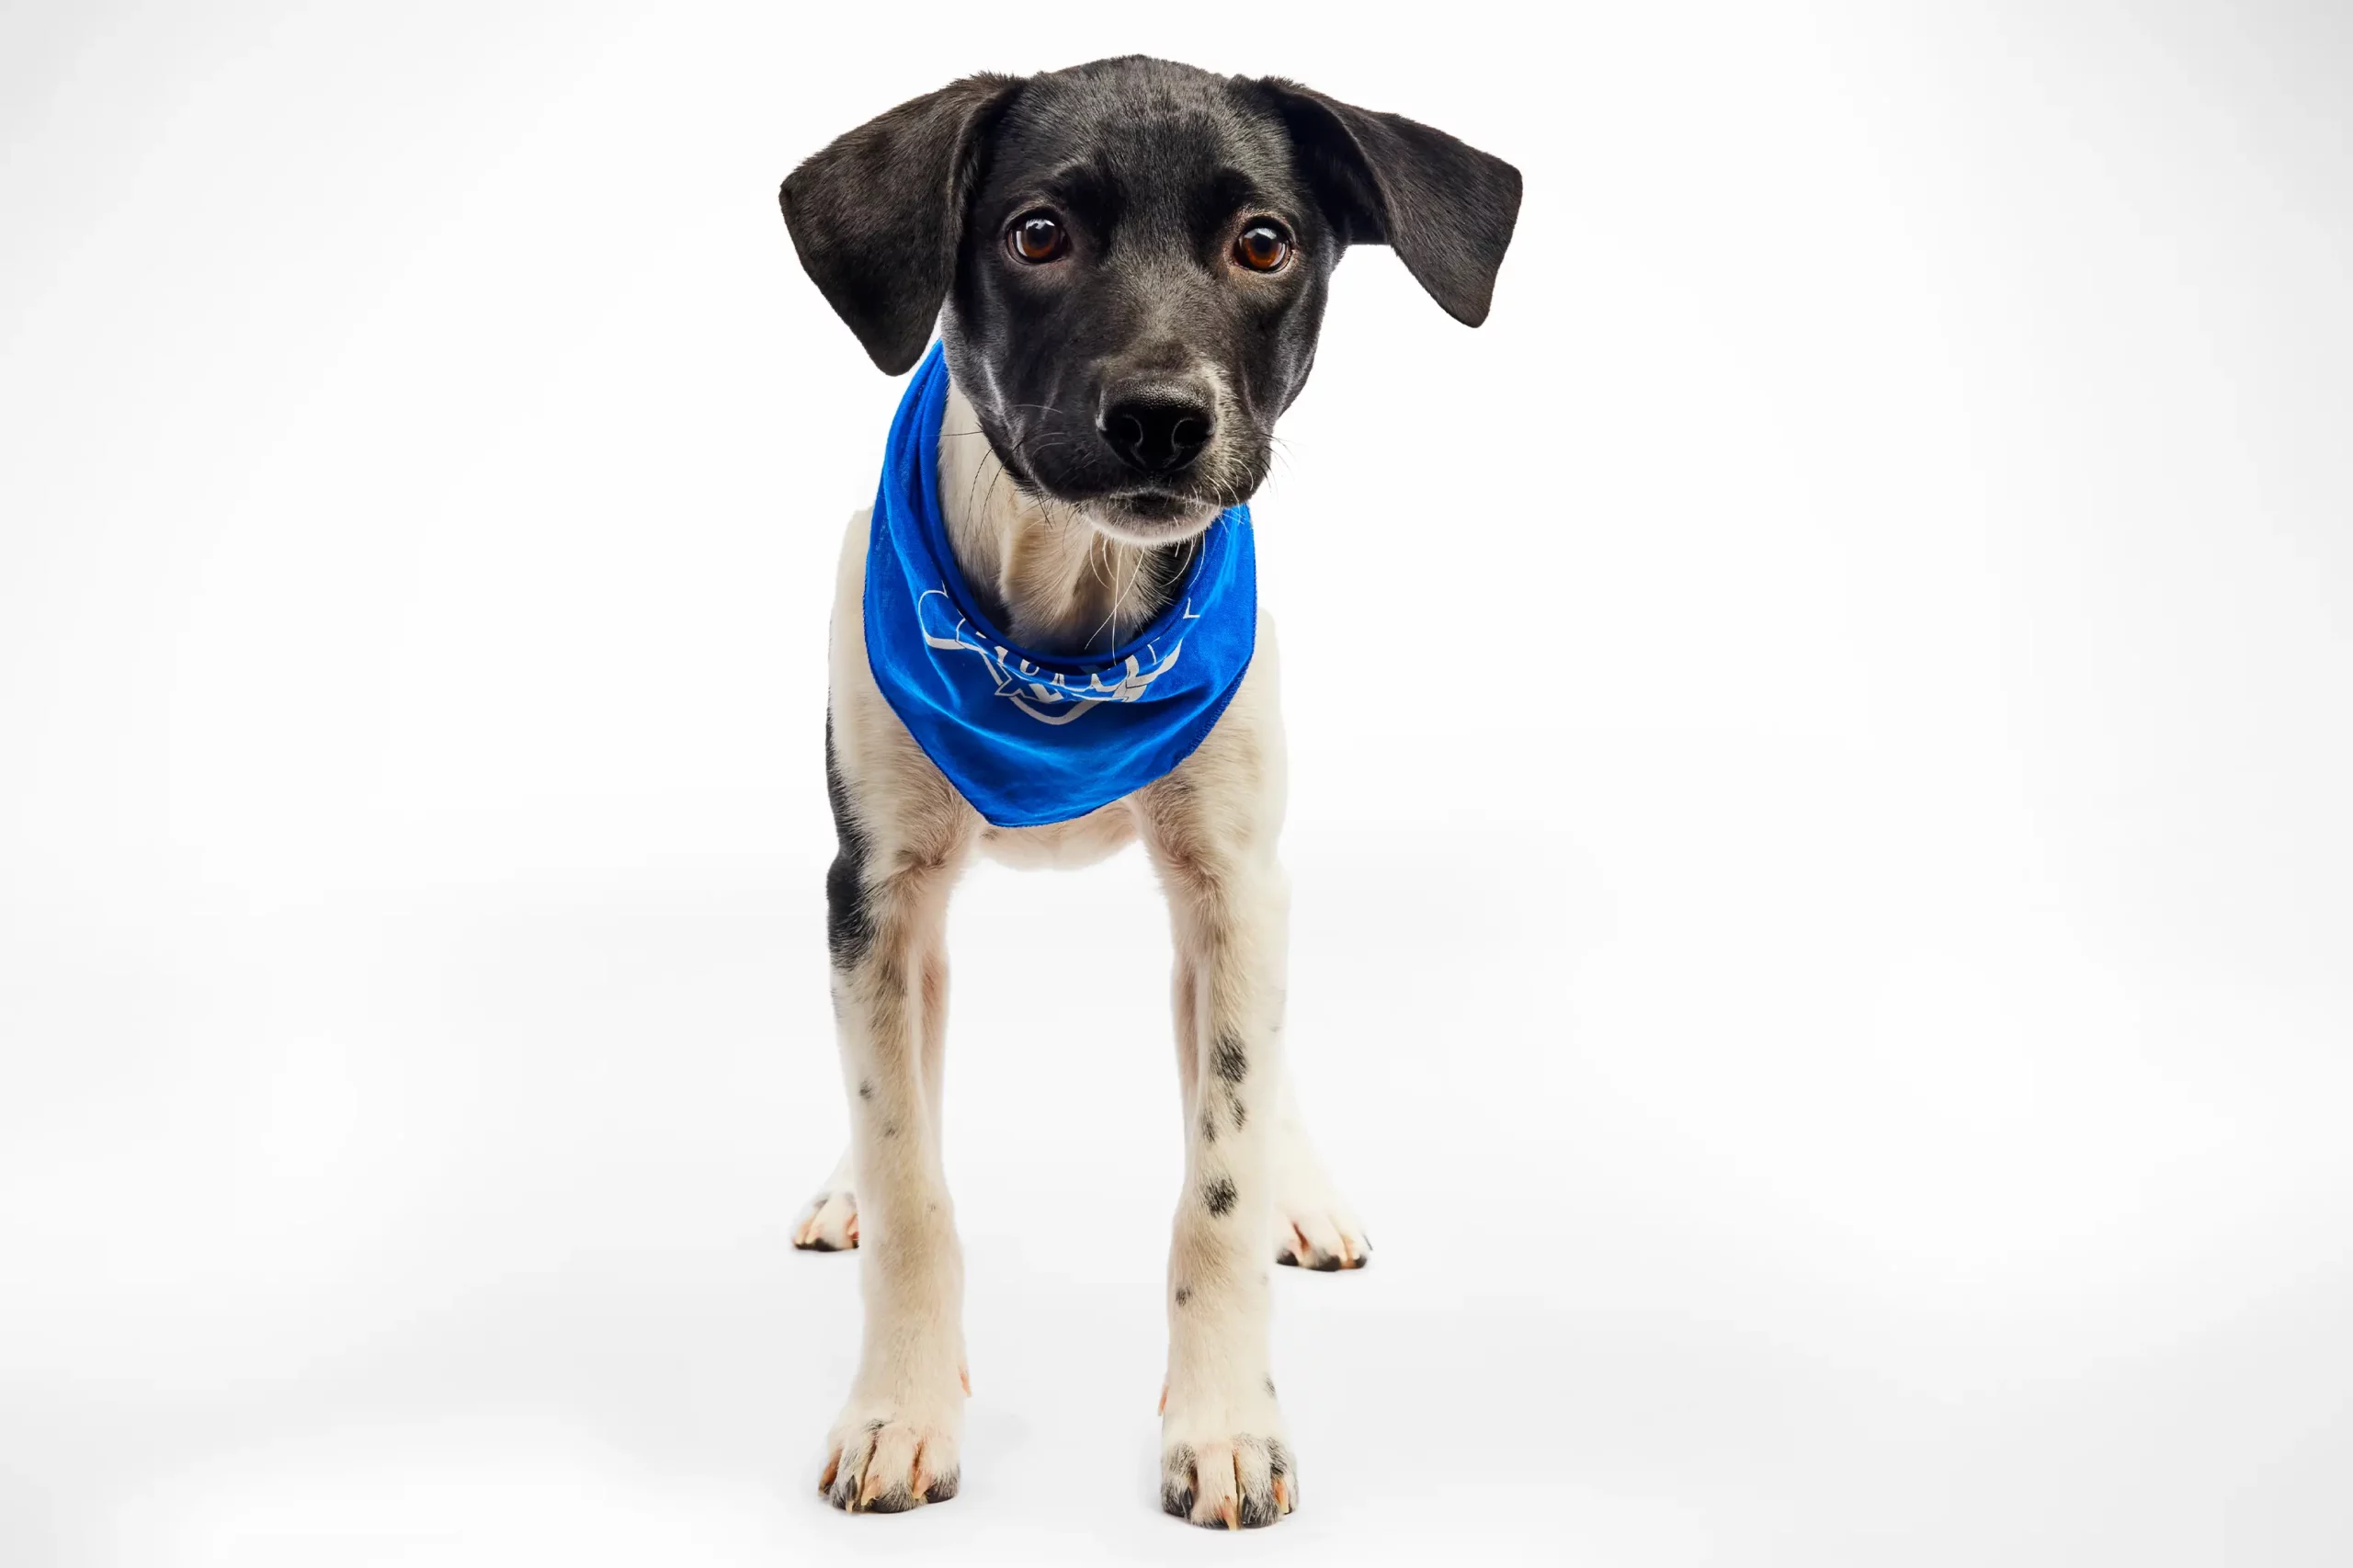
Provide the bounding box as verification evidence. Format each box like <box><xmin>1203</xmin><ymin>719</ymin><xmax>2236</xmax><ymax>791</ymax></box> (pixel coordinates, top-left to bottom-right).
<box><xmin>779</xmin><ymin>55</ymin><xmax>1518</xmax><ymax>1528</ymax></box>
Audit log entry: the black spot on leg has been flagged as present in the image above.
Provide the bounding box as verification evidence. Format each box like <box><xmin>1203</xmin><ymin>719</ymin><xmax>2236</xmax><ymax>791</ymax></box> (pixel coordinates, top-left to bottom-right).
<box><xmin>1229</xmin><ymin>1092</ymin><xmax>1247</xmax><ymax>1131</ymax></box>
<box><xmin>1264</xmin><ymin>1375</ymin><xmax>1277</xmax><ymax>1396</ymax></box>
<box><xmin>1199</xmin><ymin>1109</ymin><xmax>1217</xmax><ymax>1145</ymax></box>
<box><xmin>824</xmin><ymin>713</ymin><xmax>875</xmax><ymax>970</ymax></box>
<box><xmin>825</xmin><ymin>854</ymin><xmax>870</xmax><ymax>969</ymax></box>
<box><xmin>858</xmin><ymin>1079</ymin><xmax>873</xmax><ymax>1101</ymax></box>
<box><xmin>882</xmin><ymin>1122</ymin><xmax>899</xmax><ymax>1139</ymax></box>
<box><xmin>1175</xmin><ymin>1284</ymin><xmax>1191</xmax><ymax>1306</ymax></box>
<box><xmin>1212</xmin><ymin>1031</ymin><xmax>1248</xmax><ymax>1085</ymax></box>
<box><xmin>1202</xmin><ymin>1176</ymin><xmax>1236</xmax><ymax>1217</ymax></box>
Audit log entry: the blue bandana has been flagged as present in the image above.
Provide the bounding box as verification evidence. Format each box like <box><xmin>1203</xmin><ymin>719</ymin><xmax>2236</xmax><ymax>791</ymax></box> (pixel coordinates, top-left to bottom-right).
<box><xmin>860</xmin><ymin>343</ymin><xmax>1258</xmax><ymax>828</ymax></box>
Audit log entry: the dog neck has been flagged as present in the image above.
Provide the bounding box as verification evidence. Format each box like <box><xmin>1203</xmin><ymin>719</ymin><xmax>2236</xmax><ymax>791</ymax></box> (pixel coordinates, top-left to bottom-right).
<box><xmin>937</xmin><ymin>378</ymin><xmax>1186</xmax><ymax>659</ymax></box>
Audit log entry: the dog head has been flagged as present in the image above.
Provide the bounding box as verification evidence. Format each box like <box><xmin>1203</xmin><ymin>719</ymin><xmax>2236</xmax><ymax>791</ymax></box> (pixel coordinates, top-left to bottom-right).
<box><xmin>781</xmin><ymin>56</ymin><xmax>1520</xmax><ymax>545</ymax></box>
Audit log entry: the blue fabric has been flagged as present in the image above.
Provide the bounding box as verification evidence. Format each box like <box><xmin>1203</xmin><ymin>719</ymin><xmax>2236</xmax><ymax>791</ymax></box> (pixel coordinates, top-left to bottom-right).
<box><xmin>860</xmin><ymin>343</ymin><xmax>1258</xmax><ymax>828</ymax></box>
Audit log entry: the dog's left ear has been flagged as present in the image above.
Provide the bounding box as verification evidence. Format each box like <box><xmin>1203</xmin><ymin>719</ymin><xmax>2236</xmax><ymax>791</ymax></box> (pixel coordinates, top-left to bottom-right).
<box><xmin>1252</xmin><ymin>79</ymin><xmax>1522</xmax><ymax>327</ymax></box>
<box><xmin>779</xmin><ymin>73</ymin><xmax>1028</xmax><ymax>375</ymax></box>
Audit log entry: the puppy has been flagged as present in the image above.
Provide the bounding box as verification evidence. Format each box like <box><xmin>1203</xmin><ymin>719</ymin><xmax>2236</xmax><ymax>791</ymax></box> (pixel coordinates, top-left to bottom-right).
<box><xmin>778</xmin><ymin>56</ymin><xmax>1518</xmax><ymax>1527</ymax></box>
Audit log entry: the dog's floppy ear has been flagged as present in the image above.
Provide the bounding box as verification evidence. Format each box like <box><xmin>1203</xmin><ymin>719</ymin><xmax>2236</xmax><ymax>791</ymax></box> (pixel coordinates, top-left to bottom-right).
<box><xmin>779</xmin><ymin>73</ymin><xmax>1027</xmax><ymax>375</ymax></box>
<box><xmin>1254</xmin><ymin>79</ymin><xmax>1521</xmax><ymax>327</ymax></box>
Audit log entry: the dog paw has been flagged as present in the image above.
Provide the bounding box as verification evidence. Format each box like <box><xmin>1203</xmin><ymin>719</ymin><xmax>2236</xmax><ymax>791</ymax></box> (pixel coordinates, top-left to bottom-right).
<box><xmin>819</xmin><ymin>1397</ymin><xmax>960</xmax><ymax>1513</ymax></box>
<box><xmin>1269</xmin><ymin>1112</ymin><xmax>1370</xmax><ymax>1269</ymax></box>
<box><xmin>1159</xmin><ymin>1429</ymin><xmax>1295</xmax><ymax>1529</ymax></box>
<box><xmin>1274</xmin><ymin>1208</ymin><xmax>1370</xmax><ymax>1271</ymax></box>
<box><xmin>793</xmin><ymin>1187</ymin><xmax>858</xmax><ymax>1252</ymax></box>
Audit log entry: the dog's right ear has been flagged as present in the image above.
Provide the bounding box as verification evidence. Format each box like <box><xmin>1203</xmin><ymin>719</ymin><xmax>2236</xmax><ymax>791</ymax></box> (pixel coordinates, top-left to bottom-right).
<box><xmin>779</xmin><ymin>74</ymin><xmax>1027</xmax><ymax>375</ymax></box>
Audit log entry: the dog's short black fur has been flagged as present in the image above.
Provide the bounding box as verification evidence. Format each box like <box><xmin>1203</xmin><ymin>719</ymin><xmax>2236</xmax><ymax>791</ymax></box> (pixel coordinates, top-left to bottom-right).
<box><xmin>781</xmin><ymin>56</ymin><xmax>1520</xmax><ymax>548</ymax></box>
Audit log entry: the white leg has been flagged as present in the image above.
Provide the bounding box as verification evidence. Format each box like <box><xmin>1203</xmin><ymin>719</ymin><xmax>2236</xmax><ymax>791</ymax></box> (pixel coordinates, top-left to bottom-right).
<box><xmin>813</xmin><ymin>724</ymin><xmax>973</xmax><ymax>1513</ymax></box>
<box><xmin>1141</xmin><ymin>777</ymin><xmax>1296</xmax><ymax>1529</ymax></box>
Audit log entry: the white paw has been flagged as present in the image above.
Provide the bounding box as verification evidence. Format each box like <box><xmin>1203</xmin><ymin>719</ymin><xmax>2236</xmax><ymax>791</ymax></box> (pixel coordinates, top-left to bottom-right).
<box><xmin>1274</xmin><ymin>1204</ymin><xmax>1370</xmax><ymax>1270</ymax></box>
<box><xmin>819</xmin><ymin>1378</ymin><xmax>965</xmax><ymax>1513</ymax></box>
<box><xmin>792</xmin><ymin>1186</ymin><xmax>858</xmax><ymax>1252</ymax></box>
<box><xmin>1159</xmin><ymin>1387</ymin><xmax>1295</xmax><ymax>1528</ymax></box>
<box><xmin>1270</xmin><ymin>1131</ymin><xmax>1371</xmax><ymax>1270</ymax></box>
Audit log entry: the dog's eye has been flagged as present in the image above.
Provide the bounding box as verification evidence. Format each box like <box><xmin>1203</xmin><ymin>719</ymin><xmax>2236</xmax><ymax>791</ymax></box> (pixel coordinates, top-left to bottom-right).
<box><xmin>1233</xmin><ymin>222</ymin><xmax>1292</xmax><ymax>273</ymax></box>
<box><xmin>1007</xmin><ymin>212</ymin><xmax>1068</xmax><ymax>264</ymax></box>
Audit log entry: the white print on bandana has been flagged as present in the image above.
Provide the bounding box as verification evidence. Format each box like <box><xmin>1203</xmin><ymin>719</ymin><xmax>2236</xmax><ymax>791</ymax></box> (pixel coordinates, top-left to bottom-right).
<box><xmin>916</xmin><ymin>587</ymin><xmax>1196</xmax><ymax>726</ymax></box>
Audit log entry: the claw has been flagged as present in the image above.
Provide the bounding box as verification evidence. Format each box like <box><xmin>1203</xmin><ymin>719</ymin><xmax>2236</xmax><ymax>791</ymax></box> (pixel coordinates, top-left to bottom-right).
<box><xmin>1273</xmin><ymin>1474</ymin><xmax>1290</xmax><ymax>1512</ymax></box>
<box><xmin>819</xmin><ymin>1449</ymin><xmax>840</xmax><ymax>1494</ymax></box>
<box><xmin>1219</xmin><ymin>1496</ymin><xmax>1239</xmax><ymax>1530</ymax></box>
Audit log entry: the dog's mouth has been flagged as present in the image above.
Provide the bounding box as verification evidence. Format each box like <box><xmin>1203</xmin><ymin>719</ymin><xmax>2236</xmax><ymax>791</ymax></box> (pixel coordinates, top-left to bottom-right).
<box><xmin>1081</xmin><ymin>489</ymin><xmax>1227</xmax><ymax>545</ymax></box>
<box><xmin>1012</xmin><ymin>456</ymin><xmax>1265</xmax><ymax>545</ymax></box>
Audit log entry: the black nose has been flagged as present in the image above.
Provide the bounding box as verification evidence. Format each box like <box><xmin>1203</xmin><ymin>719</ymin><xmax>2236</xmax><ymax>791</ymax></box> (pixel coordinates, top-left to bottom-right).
<box><xmin>1099</xmin><ymin>391</ymin><xmax>1214</xmax><ymax>476</ymax></box>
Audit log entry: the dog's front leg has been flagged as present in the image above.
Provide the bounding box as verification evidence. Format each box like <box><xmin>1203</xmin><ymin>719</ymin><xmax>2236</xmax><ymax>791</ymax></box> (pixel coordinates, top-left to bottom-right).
<box><xmin>1140</xmin><ymin>763</ymin><xmax>1295</xmax><ymax>1529</ymax></box>
<box><xmin>817</xmin><ymin>731</ymin><xmax>972</xmax><ymax>1513</ymax></box>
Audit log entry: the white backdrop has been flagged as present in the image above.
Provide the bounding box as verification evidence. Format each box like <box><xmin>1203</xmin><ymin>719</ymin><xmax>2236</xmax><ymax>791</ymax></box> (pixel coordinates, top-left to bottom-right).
<box><xmin>4</xmin><ymin>3</ymin><xmax>2349</xmax><ymax>1563</ymax></box>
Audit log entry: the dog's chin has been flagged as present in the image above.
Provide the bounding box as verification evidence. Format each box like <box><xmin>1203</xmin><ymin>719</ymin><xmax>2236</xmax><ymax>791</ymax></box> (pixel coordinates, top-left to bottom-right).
<box><xmin>1074</xmin><ymin>492</ymin><xmax>1227</xmax><ymax>548</ymax></box>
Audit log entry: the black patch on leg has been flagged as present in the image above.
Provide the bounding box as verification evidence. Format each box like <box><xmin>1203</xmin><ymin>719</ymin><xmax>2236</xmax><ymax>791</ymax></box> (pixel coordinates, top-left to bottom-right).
<box><xmin>1175</xmin><ymin>1284</ymin><xmax>1191</xmax><ymax>1306</ymax></box>
<box><xmin>1202</xmin><ymin>1176</ymin><xmax>1236</xmax><ymax>1217</ymax></box>
<box><xmin>824</xmin><ymin>712</ymin><xmax>875</xmax><ymax>969</ymax></box>
<box><xmin>858</xmin><ymin>1079</ymin><xmax>874</xmax><ymax>1100</ymax></box>
<box><xmin>1199</xmin><ymin>1109</ymin><xmax>1217</xmax><ymax>1144</ymax></box>
<box><xmin>1212</xmin><ymin>1031</ymin><xmax>1248</xmax><ymax>1085</ymax></box>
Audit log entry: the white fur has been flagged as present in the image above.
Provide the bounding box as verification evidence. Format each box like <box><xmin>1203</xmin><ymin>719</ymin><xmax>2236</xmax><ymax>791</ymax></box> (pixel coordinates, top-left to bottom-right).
<box><xmin>805</xmin><ymin>378</ymin><xmax>1361</xmax><ymax>1525</ymax></box>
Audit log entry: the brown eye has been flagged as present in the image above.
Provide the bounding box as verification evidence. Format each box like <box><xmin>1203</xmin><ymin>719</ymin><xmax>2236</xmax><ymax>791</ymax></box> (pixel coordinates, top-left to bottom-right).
<box><xmin>1008</xmin><ymin>212</ymin><xmax>1067</xmax><ymax>263</ymax></box>
<box><xmin>1233</xmin><ymin>222</ymin><xmax>1292</xmax><ymax>272</ymax></box>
